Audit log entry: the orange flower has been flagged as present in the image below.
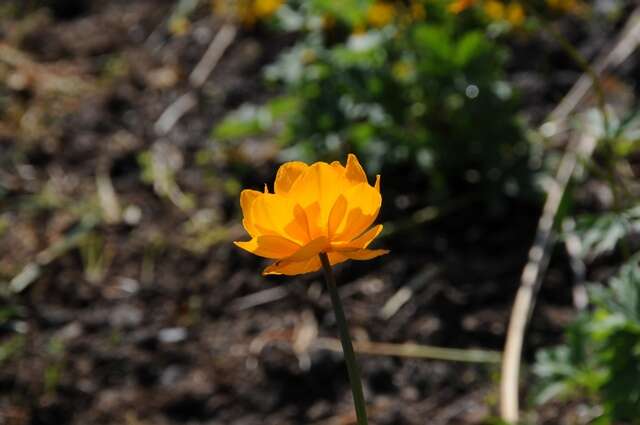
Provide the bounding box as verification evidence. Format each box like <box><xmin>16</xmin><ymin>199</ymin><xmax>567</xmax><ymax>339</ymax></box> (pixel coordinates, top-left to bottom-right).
<box><xmin>212</xmin><ymin>0</ymin><xmax>284</xmax><ymax>27</ymax></box>
<box><xmin>409</xmin><ymin>2</ymin><xmax>426</xmax><ymax>21</ymax></box>
<box><xmin>253</xmin><ymin>0</ymin><xmax>284</xmax><ymax>19</ymax></box>
<box><xmin>235</xmin><ymin>154</ymin><xmax>389</xmax><ymax>275</ymax></box>
<box><xmin>449</xmin><ymin>0</ymin><xmax>476</xmax><ymax>14</ymax></box>
<box><xmin>366</xmin><ymin>2</ymin><xmax>396</xmax><ymax>28</ymax></box>
<box><xmin>505</xmin><ymin>2</ymin><xmax>525</xmax><ymax>26</ymax></box>
<box><xmin>546</xmin><ymin>0</ymin><xmax>584</xmax><ymax>14</ymax></box>
<box><xmin>483</xmin><ymin>0</ymin><xmax>505</xmax><ymax>20</ymax></box>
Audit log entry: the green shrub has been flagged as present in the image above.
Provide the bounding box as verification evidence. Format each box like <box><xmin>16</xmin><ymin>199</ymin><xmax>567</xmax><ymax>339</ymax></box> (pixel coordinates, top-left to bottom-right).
<box><xmin>214</xmin><ymin>1</ymin><xmax>533</xmax><ymax>206</ymax></box>
<box><xmin>534</xmin><ymin>261</ymin><xmax>640</xmax><ymax>423</ymax></box>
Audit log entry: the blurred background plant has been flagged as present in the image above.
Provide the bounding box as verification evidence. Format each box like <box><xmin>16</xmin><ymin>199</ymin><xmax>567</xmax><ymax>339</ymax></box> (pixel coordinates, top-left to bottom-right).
<box><xmin>532</xmin><ymin>100</ymin><xmax>640</xmax><ymax>423</ymax></box>
<box><xmin>214</xmin><ymin>0</ymin><xmax>537</xmax><ymax>208</ymax></box>
<box><xmin>212</xmin><ymin>0</ymin><xmax>597</xmax><ymax>212</ymax></box>
<box><xmin>534</xmin><ymin>262</ymin><xmax>640</xmax><ymax>423</ymax></box>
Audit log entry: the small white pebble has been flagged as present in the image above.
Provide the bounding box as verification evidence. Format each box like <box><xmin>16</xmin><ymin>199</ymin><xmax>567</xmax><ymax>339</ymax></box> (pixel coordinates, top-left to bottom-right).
<box><xmin>158</xmin><ymin>327</ymin><xmax>187</xmax><ymax>344</ymax></box>
<box><xmin>123</xmin><ymin>205</ymin><xmax>142</xmax><ymax>225</ymax></box>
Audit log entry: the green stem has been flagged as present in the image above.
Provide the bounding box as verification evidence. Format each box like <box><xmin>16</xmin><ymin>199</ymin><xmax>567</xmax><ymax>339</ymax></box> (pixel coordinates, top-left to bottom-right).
<box><xmin>319</xmin><ymin>253</ymin><xmax>368</xmax><ymax>425</ymax></box>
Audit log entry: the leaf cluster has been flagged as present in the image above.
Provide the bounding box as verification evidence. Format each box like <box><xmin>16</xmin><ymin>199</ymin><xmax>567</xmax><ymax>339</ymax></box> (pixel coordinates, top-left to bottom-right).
<box><xmin>534</xmin><ymin>262</ymin><xmax>640</xmax><ymax>423</ymax></box>
<box><xmin>573</xmin><ymin>206</ymin><xmax>640</xmax><ymax>261</ymax></box>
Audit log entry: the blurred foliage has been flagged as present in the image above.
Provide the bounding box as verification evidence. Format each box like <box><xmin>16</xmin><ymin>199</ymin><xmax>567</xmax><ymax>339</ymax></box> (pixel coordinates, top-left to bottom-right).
<box><xmin>567</xmin><ymin>105</ymin><xmax>640</xmax><ymax>258</ymax></box>
<box><xmin>44</xmin><ymin>336</ymin><xmax>66</xmax><ymax>394</ymax></box>
<box><xmin>573</xmin><ymin>206</ymin><xmax>640</xmax><ymax>261</ymax></box>
<box><xmin>138</xmin><ymin>148</ymin><xmax>196</xmax><ymax>212</ymax></box>
<box><xmin>534</xmin><ymin>261</ymin><xmax>640</xmax><ymax>423</ymax></box>
<box><xmin>214</xmin><ymin>0</ymin><xmax>542</xmax><ymax>205</ymax></box>
<box><xmin>535</xmin><ymin>96</ymin><xmax>640</xmax><ymax>421</ymax></box>
<box><xmin>449</xmin><ymin>0</ymin><xmax>526</xmax><ymax>26</ymax></box>
<box><xmin>212</xmin><ymin>0</ymin><xmax>285</xmax><ymax>27</ymax></box>
<box><xmin>450</xmin><ymin>0</ymin><xmax>586</xmax><ymax>24</ymax></box>
<box><xmin>213</xmin><ymin>96</ymin><xmax>299</xmax><ymax>140</ymax></box>
<box><xmin>0</xmin><ymin>335</ymin><xmax>25</xmax><ymax>367</ymax></box>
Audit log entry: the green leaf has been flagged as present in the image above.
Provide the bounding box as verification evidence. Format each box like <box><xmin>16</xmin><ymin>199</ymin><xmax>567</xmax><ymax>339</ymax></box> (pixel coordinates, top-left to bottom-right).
<box><xmin>455</xmin><ymin>31</ymin><xmax>486</xmax><ymax>66</ymax></box>
<box><xmin>534</xmin><ymin>380</ymin><xmax>573</xmax><ymax>405</ymax></box>
<box><xmin>573</xmin><ymin>206</ymin><xmax>640</xmax><ymax>260</ymax></box>
<box><xmin>212</xmin><ymin>96</ymin><xmax>299</xmax><ymax>141</ymax></box>
<box><xmin>310</xmin><ymin>0</ymin><xmax>373</xmax><ymax>26</ymax></box>
<box><xmin>412</xmin><ymin>25</ymin><xmax>452</xmax><ymax>62</ymax></box>
<box><xmin>212</xmin><ymin>104</ymin><xmax>268</xmax><ymax>140</ymax></box>
<box><xmin>534</xmin><ymin>263</ymin><xmax>640</xmax><ymax>421</ymax></box>
<box><xmin>0</xmin><ymin>335</ymin><xmax>25</xmax><ymax>366</ymax></box>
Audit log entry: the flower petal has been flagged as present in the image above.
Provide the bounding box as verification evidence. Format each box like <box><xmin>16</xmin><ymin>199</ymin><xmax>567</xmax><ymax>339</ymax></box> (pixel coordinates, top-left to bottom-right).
<box><xmin>327</xmin><ymin>251</ymin><xmax>350</xmax><ymax>266</ymax></box>
<box><xmin>263</xmin><ymin>256</ymin><xmax>321</xmax><ymax>275</ymax></box>
<box><xmin>251</xmin><ymin>193</ymin><xmax>309</xmax><ymax>244</ymax></box>
<box><xmin>288</xmin><ymin>162</ymin><xmax>343</xmax><ymax>230</ymax></box>
<box><xmin>234</xmin><ymin>235</ymin><xmax>301</xmax><ymax>259</ymax></box>
<box><xmin>274</xmin><ymin>161</ymin><xmax>308</xmax><ymax>194</ymax></box>
<box><xmin>299</xmin><ymin>202</ymin><xmax>324</xmax><ymax>240</ymax></box>
<box><xmin>342</xmin><ymin>249</ymin><xmax>389</xmax><ymax>260</ymax></box>
<box><xmin>240</xmin><ymin>189</ymin><xmax>264</xmax><ymax>237</ymax></box>
<box><xmin>344</xmin><ymin>153</ymin><xmax>367</xmax><ymax>184</ymax></box>
<box><xmin>330</xmin><ymin>160</ymin><xmax>345</xmax><ymax>174</ymax></box>
<box><xmin>331</xmin><ymin>224</ymin><xmax>383</xmax><ymax>251</ymax></box>
<box><xmin>327</xmin><ymin>195</ymin><xmax>348</xmax><ymax>238</ymax></box>
<box><xmin>286</xmin><ymin>236</ymin><xmax>328</xmax><ymax>261</ymax></box>
<box><xmin>333</xmin><ymin>182</ymin><xmax>382</xmax><ymax>242</ymax></box>
<box><xmin>330</xmin><ymin>154</ymin><xmax>367</xmax><ymax>189</ymax></box>
<box><xmin>262</xmin><ymin>251</ymin><xmax>349</xmax><ymax>276</ymax></box>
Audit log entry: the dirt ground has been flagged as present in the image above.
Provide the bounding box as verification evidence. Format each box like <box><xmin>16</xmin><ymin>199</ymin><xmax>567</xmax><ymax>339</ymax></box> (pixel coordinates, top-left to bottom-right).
<box><xmin>1</xmin><ymin>1</ymin><xmax>638</xmax><ymax>424</ymax></box>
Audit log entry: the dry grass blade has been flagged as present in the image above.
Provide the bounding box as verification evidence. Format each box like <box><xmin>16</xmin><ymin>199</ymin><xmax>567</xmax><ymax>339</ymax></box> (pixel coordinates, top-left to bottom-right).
<box><xmin>189</xmin><ymin>23</ymin><xmax>238</xmax><ymax>88</ymax></box>
<box><xmin>228</xmin><ymin>286</ymin><xmax>289</xmax><ymax>311</ymax></box>
<box><xmin>315</xmin><ymin>338</ymin><xmax>501</xmax><ymax>364</ymax></box>
<box><xmin>154</xmin><ymin>23</ymin><xmax>237</xmax><ymax>136</ymax></box>
<box><xmin>96</xmin><ymin>164</ymin><xmax>121</xmax><ymax>224</ymax></box>
<box><xmin>9</xmin><ymin>218</ymin><xmax>99</xmax><ymax>293</ymax></box>
<box><xmin>154</xmin><ymin>93</ymin><xmax>198</xmax><ymax>136</ymax></box>
<box><xmin>379</xmin><ymin>266</ymin><xmax>439</xmax><ymax>320</ymax></box>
